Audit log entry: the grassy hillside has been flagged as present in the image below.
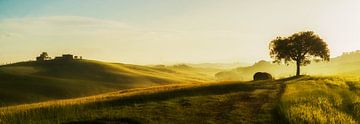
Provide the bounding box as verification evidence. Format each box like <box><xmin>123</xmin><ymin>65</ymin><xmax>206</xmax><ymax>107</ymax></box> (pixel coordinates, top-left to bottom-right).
<box><xmin>0</xmin><ymin>79</ymin><xmax>284</xmax><ymax>123</ymax></box>
<box><xmin>278</xmin><ymin>76</ymin><xmax>360</xmax><ymax>123</ymax></box>
<box><xmin>0</xmin><ymin>76</ymin><xmax>358</xmax><ymax>123</ymax></box>
<box><xmin>0</xmin><ymin>60</ymin><xmax>217</xmax><ymax>106</ymax></box>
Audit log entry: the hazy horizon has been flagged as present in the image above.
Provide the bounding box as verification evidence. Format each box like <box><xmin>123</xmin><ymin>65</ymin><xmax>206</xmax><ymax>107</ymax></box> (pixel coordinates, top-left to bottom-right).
<box><xmin>1</xmin><ymin>0</ymin><xmax>360</xmax><ymax>64</ymax></box>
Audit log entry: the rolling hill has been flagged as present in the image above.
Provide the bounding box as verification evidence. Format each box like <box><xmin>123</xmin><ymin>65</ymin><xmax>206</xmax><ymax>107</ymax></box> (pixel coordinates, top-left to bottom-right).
<box><xmin>0</xmin><ymin>76</ymin><xmax>358</xmax><ymax>123</ymax></box>
<box><xmin>0</xmin><ymin>60</ymin><xmax>219</xmax><ymax>106</ymax></box>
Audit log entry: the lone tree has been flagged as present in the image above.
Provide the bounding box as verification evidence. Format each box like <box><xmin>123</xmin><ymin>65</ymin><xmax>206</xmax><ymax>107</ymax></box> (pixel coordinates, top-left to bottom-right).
<box><xmin>269</xmin><ymin>31</ymin><xmax>330</xmax><ymax>76</ymax></box>
<box><xmin>36</xmin><ymin>52</ymin><xmax>51</xmax><ymax>61</ymax></box>
<box><xmin>40</xmin><ymin>52</ymin><xmax>48</xmax><ymax>58</ymax></box>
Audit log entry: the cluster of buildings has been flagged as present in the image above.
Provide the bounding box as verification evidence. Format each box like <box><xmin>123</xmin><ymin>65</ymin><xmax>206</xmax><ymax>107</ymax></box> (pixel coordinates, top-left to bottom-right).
<box><xmin>36</xmin><ymin>52</ymin><xmax>82</xmax><ymax>61</ymax></box>
<box><xmin>54</xmin><ymin>54</ymin><xmax>82</xmax><ymax>61</ymax></box>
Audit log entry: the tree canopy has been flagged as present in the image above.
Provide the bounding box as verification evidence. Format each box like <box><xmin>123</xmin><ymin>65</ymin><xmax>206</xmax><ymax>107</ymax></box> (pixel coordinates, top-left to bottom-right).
<box><xmin>269</xmin><ymin>31</ymin><xmax>330</xmax><ymax>76</ymax></box>
<box><xmin>40</xmin><ymin>52</ymin><xmax>49</xmax><ymax>58</ymax></box>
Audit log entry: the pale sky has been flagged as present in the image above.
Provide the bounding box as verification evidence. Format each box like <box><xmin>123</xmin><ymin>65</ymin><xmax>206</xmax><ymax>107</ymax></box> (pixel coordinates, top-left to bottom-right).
<box><xmin>0</xmin><ymin>0</ymin><xmax>360</xmax><ymax>64</ymax></box>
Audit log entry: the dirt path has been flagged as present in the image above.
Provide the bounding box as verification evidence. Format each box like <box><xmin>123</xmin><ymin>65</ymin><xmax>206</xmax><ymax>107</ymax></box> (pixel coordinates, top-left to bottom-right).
<box><xmin>211</xmin><ymin>80</ymin><xmax>287</xmax><ymax>123</ymax></box>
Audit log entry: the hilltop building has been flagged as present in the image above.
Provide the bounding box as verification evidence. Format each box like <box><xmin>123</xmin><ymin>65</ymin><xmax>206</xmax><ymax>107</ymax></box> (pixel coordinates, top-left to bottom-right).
<box><xmin>54</xmin><ymin>54</ymin><xmax>74</xmax><ymax>61</ymax></box>
<box><xmin>54</xmin><ymin>54</ymin><xmax>83</xmax><ymax>61</ymax></box>
<box><xmin>36</xmin><ymin>52</ymin><xmax>82</xmax><ymax>62</ymax></box>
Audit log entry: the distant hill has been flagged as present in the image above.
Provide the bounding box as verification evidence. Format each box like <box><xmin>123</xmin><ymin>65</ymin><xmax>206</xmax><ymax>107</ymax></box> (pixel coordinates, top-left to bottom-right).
<box><xmin>215</xmin><ymin>60</ymin><xmax>293</xmax><ymax>81</ymax></box>
<box><xmin>332</xmin><ymin>50</ymin><xmax>360</xmax><ymax>63</ymax></box>
<box><xmin>187</xmin><ymin>62</ymin><xmax>251</xmax><ymax>69</ymax></box>
<box><xmin>216</xmin><ymin>50</ymin><xmax>360</xmax><ymax>81</ymax></box>
<box><xmin>0</xmin><ymin>60</ymin><xmax>217</xmax><ymax>106</ymax></box>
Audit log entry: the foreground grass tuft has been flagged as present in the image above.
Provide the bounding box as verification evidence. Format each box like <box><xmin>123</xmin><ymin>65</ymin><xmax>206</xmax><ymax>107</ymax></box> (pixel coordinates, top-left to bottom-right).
<box><xmin>278</xmin><ymin>76</ymin><xmax>360</xmax><ymax>124</ymax></box>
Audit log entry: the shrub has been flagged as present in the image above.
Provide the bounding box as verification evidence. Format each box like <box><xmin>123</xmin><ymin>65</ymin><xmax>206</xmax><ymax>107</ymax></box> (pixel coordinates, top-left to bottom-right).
<box><xmin>253</xmin><ymin>72</ymin><xmax>273</xmax><ymax>81</ymax></box>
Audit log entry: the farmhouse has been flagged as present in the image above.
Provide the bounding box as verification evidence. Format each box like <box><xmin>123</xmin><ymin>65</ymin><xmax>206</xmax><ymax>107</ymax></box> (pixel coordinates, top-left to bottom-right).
<box><xmin>36</xmin><ymin>52</ymin><xmax>82</xmax><ymax>62</ymax></box>
<box><xmin>55</xmin><ymin>54</ymin><xmax>73</xmax><ymax>61</ymax></box>
<box><xmin>54</xmin><ymin>54</ymin><xmax>82</xmax><ymax>61</ymax></box>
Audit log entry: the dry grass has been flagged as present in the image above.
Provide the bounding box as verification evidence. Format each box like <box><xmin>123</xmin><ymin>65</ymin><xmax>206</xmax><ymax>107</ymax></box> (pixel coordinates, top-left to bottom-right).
<box><xmin>0</xmin><ymin>80</ymin><xmax>283</xmax><ymax>123</ymax></box>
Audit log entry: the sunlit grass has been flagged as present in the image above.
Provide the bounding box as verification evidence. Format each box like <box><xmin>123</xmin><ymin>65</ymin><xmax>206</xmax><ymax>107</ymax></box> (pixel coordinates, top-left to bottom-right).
<box><xmin>279</xmin><ymin>76</ymin><xmax>360</xmax><ymax>123</ymax></box>
<box><xmin>0</xmin><ymin>80</ymin><xmax>282</xmax><ymax>123</ymax></box>
<box><xmin>0</xmin><ymin>83</ymin><xmax>194</xmax><ymax>123</ymax></box>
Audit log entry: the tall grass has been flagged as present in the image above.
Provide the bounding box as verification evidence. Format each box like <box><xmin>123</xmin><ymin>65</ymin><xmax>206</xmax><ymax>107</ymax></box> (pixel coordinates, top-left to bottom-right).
<box><xmin>0</xmin><ymin>80</ymin><xmax>278</xmax><ymax>123</ymax></box>
<box><xmin>279</xmin><ymin>76</ymin><xmax>360</xmax><ymax>124</ymax></box>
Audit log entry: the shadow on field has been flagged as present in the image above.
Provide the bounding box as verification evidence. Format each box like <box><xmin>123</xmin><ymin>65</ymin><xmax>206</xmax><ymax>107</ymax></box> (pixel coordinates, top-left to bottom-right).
<box><xmin>277</xmin><ymin>75</ymin><xmax>305</xmax><ymax>82</ymax></box>
<box><xmin>64</xmin><ymin>82</ymin><xmax>262</xmax><ymax>124</ymax></box>
<box><xmin>65</xmin><ymin>117</ymin><xmax>142</xmax><ymax>124</ymax></box>
<box><xmin>99</xmin><ymin>82</ymin><xmax>257</xmax><ymax>106</ymax></box>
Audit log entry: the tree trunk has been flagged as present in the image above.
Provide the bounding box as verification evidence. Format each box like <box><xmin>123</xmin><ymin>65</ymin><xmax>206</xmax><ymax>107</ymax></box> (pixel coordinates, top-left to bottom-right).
<box><xmin>296</xmin><ymin>61</ymin><xmax>300</xmax><ymax>76</ymax></box>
